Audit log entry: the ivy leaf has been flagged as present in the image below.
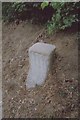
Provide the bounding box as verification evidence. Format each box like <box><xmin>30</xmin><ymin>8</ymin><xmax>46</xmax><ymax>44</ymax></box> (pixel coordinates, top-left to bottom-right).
<box><xmin>41</xmin><ymin>2</ymin><xmax>49</xmax><ymax>9</ymax></box>
<box><xmin>56</xmin><ymin>12</ymin><xmax>61</xmax><ymax>21</ymax></box>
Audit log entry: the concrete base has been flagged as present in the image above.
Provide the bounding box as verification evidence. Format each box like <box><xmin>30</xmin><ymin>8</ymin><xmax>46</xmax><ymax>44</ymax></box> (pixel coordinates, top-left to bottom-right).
<box><xmin>26</xmin><ymin>42</ymin><xmax>56</xmax><ymax>88</ymax></box>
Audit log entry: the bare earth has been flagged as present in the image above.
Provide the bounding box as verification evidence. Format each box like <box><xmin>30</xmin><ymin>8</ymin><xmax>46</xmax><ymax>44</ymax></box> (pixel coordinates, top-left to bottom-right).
<box><xmin>3</xmin><ymin>21</ymin><xmax>78</xmax><ymax>118</ymax></box>
<box><xmin>0</xmin><ymin>21</ymin><xmax>2</xmax><ymax>119</ymax></box>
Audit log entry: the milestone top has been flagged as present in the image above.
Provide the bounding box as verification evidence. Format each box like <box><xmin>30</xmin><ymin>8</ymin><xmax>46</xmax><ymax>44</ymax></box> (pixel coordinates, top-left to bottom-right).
<box><xmin>29</xmin><ymin>42</ymin><xmax>56</xmax><ymax>55</ymax></box>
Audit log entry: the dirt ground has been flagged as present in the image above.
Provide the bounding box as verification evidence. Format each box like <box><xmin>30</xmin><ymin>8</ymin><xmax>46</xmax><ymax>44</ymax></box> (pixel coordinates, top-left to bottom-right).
<box><xmin>0</xmin><ymin>21</ymin><xmax>2</xmax><ymax>119</ymax></box>
<box><xmin>2</xmin><ymin>21</ymin><xmax>78</xmax><ymax>118</ymax></box>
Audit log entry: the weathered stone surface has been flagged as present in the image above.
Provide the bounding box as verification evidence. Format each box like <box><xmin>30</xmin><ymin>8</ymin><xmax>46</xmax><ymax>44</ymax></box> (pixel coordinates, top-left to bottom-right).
<box><xmin>26</xmin><ymin>42</ymin><xmax>56</xmax><ymax>88</ymax></box>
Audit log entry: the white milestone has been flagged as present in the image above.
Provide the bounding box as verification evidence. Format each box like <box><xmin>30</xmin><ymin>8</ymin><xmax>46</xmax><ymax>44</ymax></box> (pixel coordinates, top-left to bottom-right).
<box><xmin>26</xmin><ymin>42</ymin><xmax>56</xmax><ymax>88</ymax></box>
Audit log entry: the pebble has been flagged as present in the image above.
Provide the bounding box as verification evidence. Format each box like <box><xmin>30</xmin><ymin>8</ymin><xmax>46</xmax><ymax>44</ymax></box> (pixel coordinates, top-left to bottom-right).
<box><xmin>11</xmin><ymin>98</ymin><xmax>14</xmax><ymax>100</ymax></box>
<box><xmin>22</xmin><ymin>100</ymin><xmax>25</xmax><ymax>104</ymax></box>
<box><xmin>18</xmin><ymin>64</ymin><xmax>23</xmax><ymax>67</ymax></box>
<box><xmin>48</xmin><ymin>99</ymin><xmax>51</xmax><ymax>103</ymax></box>
<box><xmin>19</xmin><ymin>100</ymin><xmax>22</xmax><ymax>103</ymax></box>
<box><xmin>20</xmin><ymin>86</ymin><xmax>23</xmax><ymax>88</ymax></box>
<box><xmin>39</xmin><ymin>40</ymin><xmax>44</xmax><ymax>42</ymax></box>
<box><xmin>34</xmin><ymin>108</ymin><xmax>37</xmax><ymax>111</ymax></box>
<box><xmin>18</xmin><ymin>106</ymin><xmax>21</xmax><ymax>109</ymax></box>
<box><xmin>12</xmin><ymin>109</ymin><xmax>15</xmax><ymax>113</ymax></box>
<box><xmin>38</xmin><ymin>34</ymin><xmax>42</xmax><ymax>38</ymax></box>
<box><xmin>20</xmin><ymin>56</ymin><xmax>22</xmax><ymax>58</ymax></box>
<box><xmin>11</xmin><ymin>58</ymin><xmax>14</xmax><ymax>62</ymax></box>
<box><xmin>30</xmin><ymin>99</ymin><xmax>35</xmax><ymax>104</ymax></box>
<box><xmin>59</xmin><ymin>67</ymin><xmax>61</xmax><ymax>70</ymax></box>
<box><xmin>58</xmin><ymin>58</ymin><xmax>61</xmax><ymax>61</ymax></box>
<box><xmin>71</xmin><ymin>104</ymin><xmax>75</xmax><ymax>108</ymax></box>
<box><xmin>5</xmin><ymin>90</ymin><xmax>8</xmax><ymax>93</ymax></box>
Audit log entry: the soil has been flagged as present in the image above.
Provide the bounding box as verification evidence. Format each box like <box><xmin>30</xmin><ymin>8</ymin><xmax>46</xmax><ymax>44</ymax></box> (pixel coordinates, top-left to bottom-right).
<box><xmin>0</xmin><ymin>21</ymin><xmax>2</xmax><ymax>90</ymax></box>
<box><xmin>2</xmin><ymin>21</ymin><xmax>78</xmax><ymax>118</ymax></box>
<box><xmin>0</xmin><ymin>21</ymin><xmax>2</xmax><ymax>119</ymax></box>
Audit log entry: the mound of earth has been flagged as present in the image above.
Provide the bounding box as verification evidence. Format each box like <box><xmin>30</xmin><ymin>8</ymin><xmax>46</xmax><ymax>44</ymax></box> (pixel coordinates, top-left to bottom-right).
<box><xmin>3</xmin><ymin>21</ymin><xmax>78</xmax><ymax>118</ymax></box>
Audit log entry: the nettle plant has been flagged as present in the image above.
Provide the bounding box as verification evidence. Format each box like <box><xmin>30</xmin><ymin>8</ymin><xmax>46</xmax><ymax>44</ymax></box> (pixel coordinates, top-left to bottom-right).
<box><xmin>41</xmin><ymin>2</ymin><xmax>79</xmax><ymax>34</ymax></box>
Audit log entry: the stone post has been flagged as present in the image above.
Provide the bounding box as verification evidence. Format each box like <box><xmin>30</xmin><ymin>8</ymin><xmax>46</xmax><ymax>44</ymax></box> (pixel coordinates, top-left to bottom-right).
<box><xmin>26</xmin><ymin>42</ymin><xmax>56</xmax><ymax>88</ymax></box>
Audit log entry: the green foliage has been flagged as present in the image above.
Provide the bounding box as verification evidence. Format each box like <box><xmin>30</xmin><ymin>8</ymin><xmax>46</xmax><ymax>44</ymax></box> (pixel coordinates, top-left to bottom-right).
<box><xmin>41</xmin><ymin>2</ymin><xmax>49</xmax><ymax>9</ymax></box>
<box><xmin>41</xmin><ymin>2</ymin><xmax>79</xmax><ymax>34</ymax></box>
<box><xmin>2</xmin><ymin>2</ymin><xmax>40</xmax><ymax>22</ymax></box>
<box><xmin>2</xmin><ymin>2</ymin><xmax>79</xmax><ymax>33</ymax></box>
<box><xmin>2</xmin><ymin>3</ymin><xmax>25</xmax><ymax>21</ymax></box>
